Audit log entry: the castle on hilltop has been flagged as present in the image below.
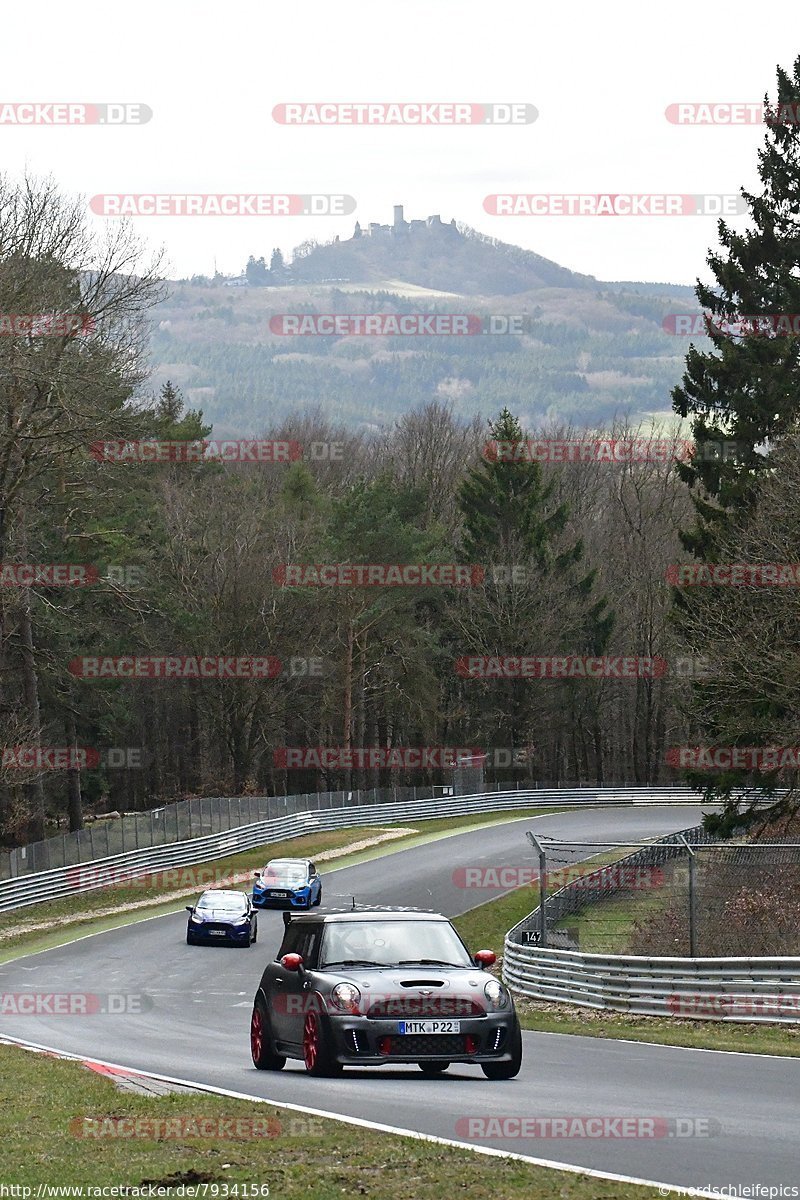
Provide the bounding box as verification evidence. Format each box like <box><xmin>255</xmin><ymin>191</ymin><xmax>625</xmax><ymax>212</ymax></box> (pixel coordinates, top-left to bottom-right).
<box><xmin>351</xmin><ymin>205</ymin><xmax>459</xmax><ymax>240</ymax></box>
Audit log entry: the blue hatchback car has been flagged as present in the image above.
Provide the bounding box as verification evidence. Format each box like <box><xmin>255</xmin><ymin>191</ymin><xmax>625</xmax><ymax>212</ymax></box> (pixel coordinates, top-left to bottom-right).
<box><xmin>186</xmin><ymin>889</ymin><xmax>257</xmax><ymax>946</ymax></box>
<box><xmin>253</xmin><ymin>858</ymin><xmax>322</xmax><ymax>909</ymax></box>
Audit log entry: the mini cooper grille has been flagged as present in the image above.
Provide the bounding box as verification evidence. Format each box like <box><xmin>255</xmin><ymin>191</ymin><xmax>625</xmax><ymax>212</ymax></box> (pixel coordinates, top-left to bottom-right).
<box><xmin>367</xmin><ymin>998</ymin><xmax>484</xmax><ymax>1019</ymax></box>
<box><xmin>386</xmin><ymin>1034</ymin><xmax>471</xmax><ymax>1056</ymax></box>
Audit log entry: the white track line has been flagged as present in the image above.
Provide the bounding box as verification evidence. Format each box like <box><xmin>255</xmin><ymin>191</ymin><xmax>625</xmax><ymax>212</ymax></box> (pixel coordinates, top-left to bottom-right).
<box><xmin>0</xmin><ymin>1031</ymin><xmax>723</xmax><ymax>1198</ymax></box>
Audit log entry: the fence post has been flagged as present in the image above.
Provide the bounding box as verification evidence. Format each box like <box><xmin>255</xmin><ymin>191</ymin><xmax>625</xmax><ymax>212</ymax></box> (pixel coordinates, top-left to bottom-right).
<box><xmin>679</xmin><ymin>835</ymin><xmax>697</xmax><ymax>957</ymax></box>
<box><xmin>527</xmin><ymin>832</ymin><xmax>548</xmax><ymax>948</ymax></box>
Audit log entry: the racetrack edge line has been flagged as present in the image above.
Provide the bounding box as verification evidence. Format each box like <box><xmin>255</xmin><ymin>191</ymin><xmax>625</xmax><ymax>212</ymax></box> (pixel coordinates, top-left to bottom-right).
<box><xmin>0</xmin><ymin>1031</ymin><xmax>721</xmax><ymax>1199</ymax></box>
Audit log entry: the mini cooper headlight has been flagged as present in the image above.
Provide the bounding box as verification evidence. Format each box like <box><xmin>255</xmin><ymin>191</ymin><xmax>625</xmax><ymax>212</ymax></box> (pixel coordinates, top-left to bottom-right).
<box><xmin>484</xmin><ymin>979</ymin><xmax>509</xmax><ymax>1009</ymax></box>
<box><xmin>330</xmin><ymin>983</ymin><xmax>361</xmax><ymax>1014</ymax></box>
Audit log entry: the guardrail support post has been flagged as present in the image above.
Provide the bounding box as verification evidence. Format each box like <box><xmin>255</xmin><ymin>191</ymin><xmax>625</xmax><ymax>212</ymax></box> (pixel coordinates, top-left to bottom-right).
<box><xmin>679</xmin><ymin>835</ymin><xmax>697</xmax><ymax>957</ymax></box>
<box><xmin>527</xmin><ymin>832</ymin><xmax>548</xmax><ymax>948</ymax></box>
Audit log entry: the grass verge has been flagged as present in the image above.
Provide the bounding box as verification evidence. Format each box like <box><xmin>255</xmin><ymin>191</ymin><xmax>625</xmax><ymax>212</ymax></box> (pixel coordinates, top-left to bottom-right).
<box><xmin>0</xmin><ymin>807</ymin><xmax>561</xmax><ymax>963</ymax></box>
<box><xmin>515</xmin><ymin>1001</ymin><xmax>800</xmax><ymax>1056</ymax></box>
<box><xmin>0</xmin><ymin>1041</ymin><xmax>666</xmax><ymax>1197</ymax></box>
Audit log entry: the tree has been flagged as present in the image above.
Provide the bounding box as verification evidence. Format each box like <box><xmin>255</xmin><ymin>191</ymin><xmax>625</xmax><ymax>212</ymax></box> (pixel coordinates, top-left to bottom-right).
<box><xmin>672</xmin><ymin>57</ymin><xmax>800</xmax><ymax>557</ymax></box>
<box><xmin>270</xmin><ymin>248</ymin><xmax>285</xmax><ymax>275</ymax></box>
<box><xmin>245</xmin><ymin>256</ymin><xmax>269</xmax><ymax>286</ymax></box>
<box><xmin>452</xmin><ymin>409</ymin><xmax>613</xmax><ymax>775</ymax></box>
<box><xmin>671</xmin><ymin>59</ymin><xmax>800</xmax><ymax>824</ymax></box>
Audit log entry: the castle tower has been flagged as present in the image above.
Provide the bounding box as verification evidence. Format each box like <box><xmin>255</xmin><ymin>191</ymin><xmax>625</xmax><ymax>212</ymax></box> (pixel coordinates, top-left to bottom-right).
<box><xmin>393</xmin><ymin>204</ymin><xmax>404</xmax><ymax>227</ymax></box>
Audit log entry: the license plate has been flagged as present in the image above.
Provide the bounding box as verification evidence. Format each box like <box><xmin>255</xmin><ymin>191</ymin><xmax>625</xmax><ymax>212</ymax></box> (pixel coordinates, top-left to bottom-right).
<box><xmin>209</xmin><ymin>930</ymin><xmax>226</xmax><ymax>936</ymax></box>
<box><xmin>397</xmin><ymin>1020</ymin><xmax>461</xmax><ymax>1034</ymax></box>
<box><xmin>268</xmin><ymin>891</ymin><xmax>286</xmax><ymax>898</ymax></box>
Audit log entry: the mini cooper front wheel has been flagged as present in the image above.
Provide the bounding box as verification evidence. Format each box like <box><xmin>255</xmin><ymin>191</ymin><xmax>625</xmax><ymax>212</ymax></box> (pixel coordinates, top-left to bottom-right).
<box><xmin>302</xmin><ymin>1011</ymin><xmax>342</xmax><ymax>1077</ymax></box>
<box><xmin>481</xmin><ymin>1020</ymin><xmax>522</xmax><ymax>1080</ymax></box>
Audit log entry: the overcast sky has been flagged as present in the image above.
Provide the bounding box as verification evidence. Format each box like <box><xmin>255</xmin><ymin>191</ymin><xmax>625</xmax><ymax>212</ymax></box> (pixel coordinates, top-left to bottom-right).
<box><xmin>3</xmin><ymin>2</ymin><xmax>798</xmax><ymax>286</ymax></box>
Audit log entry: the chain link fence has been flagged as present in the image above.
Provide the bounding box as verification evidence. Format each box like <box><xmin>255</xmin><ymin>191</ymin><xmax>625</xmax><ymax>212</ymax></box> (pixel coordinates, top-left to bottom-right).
<box><xmin>511</xmin><ymin>827</ymin><xmax>800</xmax><ymax>958</ymax></box>
<box><xmin>0</xmin><ymin>778</ymin><xmax>659</xmax><ymax>879</ymax></box>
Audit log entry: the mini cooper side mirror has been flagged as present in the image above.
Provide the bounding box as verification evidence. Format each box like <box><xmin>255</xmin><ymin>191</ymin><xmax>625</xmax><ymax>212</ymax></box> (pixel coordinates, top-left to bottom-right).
<box><xmin>474</xmin><ymin>949</ymin><xmax>497</xmax><ymax>969</ymax></box>
<box><xmin>253</xmin><ymin>871</ymin><xmax>261</xmax><ymax>879</ymax></box>
<box><xmin>185</xmin><ymin>906</ymin><xmax>195</xmax><ymax>913</ymax></box>
<box><xmin>281</xmin><ymin>953</ymin><xmax>303</xmax><ymax>972</ymax></box>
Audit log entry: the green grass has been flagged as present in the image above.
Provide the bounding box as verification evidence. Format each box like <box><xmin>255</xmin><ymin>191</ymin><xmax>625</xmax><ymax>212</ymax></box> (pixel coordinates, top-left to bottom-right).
<box><xmin>0</xmin><ymin>807</ymin><xmax>562</xmax><ymax>963</ymax></box>
<box><xmin>0</xmin><ymin>1041</ymin><xmax>665</xmax><ymax>1196</ymax></box>
<box><xmin>516</xmin><ymin>1001</ymin><xmax>800</xmax><ymax>1056</ymax></box>
<box><xmin>552</xmin><ymin>885</ymin><xmax>673</xmax><ymax>954</ymax></box>
<box><xmin>452</xmin><ymin>848</ymin><xmax>630</xmax><ymax>953</ymax></box>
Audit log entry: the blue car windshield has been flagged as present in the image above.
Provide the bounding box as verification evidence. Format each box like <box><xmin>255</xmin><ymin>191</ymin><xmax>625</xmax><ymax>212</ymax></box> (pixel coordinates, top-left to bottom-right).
<box><xmin>262</xmin><ymin>865</ymin><xmax>308</xmax><ymax>886</ymax></box>
<box><xmin>197</xmin><ymin>894</ymin><xmax>247</xmax><ymax>913</ymax></box>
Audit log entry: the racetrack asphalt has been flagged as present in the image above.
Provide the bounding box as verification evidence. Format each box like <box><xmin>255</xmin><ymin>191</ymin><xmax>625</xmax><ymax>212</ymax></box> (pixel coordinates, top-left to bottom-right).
<box><xmin>2</xmin><ymin>804</ymin><xmax>797</xmax><ymax>1193</ymax></box>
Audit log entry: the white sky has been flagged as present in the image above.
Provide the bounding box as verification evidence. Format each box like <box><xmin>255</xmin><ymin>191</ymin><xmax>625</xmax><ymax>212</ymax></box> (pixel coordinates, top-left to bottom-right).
<box><xmin>2</xmin><ymin>0</ymin><xmax>798</xmax><ymax>285</ymax></box>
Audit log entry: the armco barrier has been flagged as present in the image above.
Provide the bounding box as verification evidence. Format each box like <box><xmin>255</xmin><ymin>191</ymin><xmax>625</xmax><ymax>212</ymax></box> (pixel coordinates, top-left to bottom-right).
<box><xmin>502</xmin><ymin>814</ymin><xmax>800</xmax><ymax>1023</ymax></box>
<box><xmin>502</xmin><ymin>942</ymin><xmax>800</xmax><ymax>1023</ymax></box>
<box><xmin>0</xmin><ymin>785</ymin><xmax>701</xmax><ymax>913</ymax></box>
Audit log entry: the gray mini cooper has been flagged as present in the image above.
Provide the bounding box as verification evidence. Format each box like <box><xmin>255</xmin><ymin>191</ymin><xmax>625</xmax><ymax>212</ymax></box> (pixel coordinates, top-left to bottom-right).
<box><xmin>249</xmin><ymin>909</ymin><xmax>522</xmax><ymax>1078</ymax></box>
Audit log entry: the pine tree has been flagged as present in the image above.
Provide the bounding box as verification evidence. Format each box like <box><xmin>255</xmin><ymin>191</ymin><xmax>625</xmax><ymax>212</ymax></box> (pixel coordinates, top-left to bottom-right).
<box><xmin>455</xmin><ymin>409</ymin><xmax>613</xmax><ymax>772</ymax></box>
<box><xmin>673</xmin><ymin>57</ymin><xmax>800</xmax><ymax>558</ymax></box>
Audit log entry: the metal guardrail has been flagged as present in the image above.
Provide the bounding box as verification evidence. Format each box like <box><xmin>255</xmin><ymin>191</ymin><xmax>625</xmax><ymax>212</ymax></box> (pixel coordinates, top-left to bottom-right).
<box><xmin>0</xmin><ymin>785</ymin><xmax>701</xmax><ymax>913</ymax></box>
<box><xmin>502</xmin><ymin>943</ymin><xmax>800</xmax><ymax>1023</ymax></box>
<box><xmin>0</xmin><ymin>779</ymin><xmax>704</xmax><ymax>879</ymax></box>
<box><xmin>502</xmin><ymin>816</ymin><xmax>800</xmax><ymax>1022</ymax></box>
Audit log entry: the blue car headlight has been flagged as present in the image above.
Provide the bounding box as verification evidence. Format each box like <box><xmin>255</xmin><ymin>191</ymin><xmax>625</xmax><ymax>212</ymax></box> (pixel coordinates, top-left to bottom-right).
<box><xmin>189</xmin><ymin>914</ymin><xmax>204</xmax><ymax>924</ymax></box>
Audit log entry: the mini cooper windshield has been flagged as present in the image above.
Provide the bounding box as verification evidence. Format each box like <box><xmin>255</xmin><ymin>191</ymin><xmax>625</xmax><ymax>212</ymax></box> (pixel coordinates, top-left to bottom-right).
<box><xmin>319</xmin><ymin>919</ymin><xmax>473</xmax><ymax>969</ymax></box>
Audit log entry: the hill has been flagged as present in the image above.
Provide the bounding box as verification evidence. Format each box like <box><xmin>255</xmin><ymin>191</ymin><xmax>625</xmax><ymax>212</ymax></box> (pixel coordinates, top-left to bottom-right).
<box><xmin>147</xmin><ymin>207</ymin><xmax>698</xmax><ymax>435</ymax></box>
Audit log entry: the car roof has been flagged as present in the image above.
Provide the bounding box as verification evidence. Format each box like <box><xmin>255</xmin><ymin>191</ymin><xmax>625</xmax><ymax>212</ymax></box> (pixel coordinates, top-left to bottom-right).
<box><xmin>287</xmin><ymin>909</ymin><xmax>448</xmax><ymax>924</ymax></box>
<box><xmin>265</xmin><ymin>857</ymin><xmax>312</xmax><ymax>866</ymax></box>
